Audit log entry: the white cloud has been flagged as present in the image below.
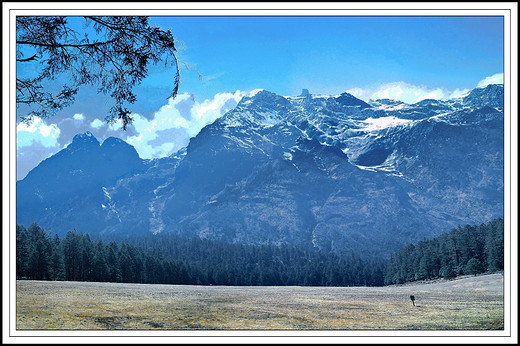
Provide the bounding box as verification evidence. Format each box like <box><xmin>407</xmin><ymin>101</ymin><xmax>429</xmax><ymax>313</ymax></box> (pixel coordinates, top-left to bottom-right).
<box><xmin>248</xmin><ymin>89</ymin><xmax>265</xmax><ymax>97</ymax></box>
<box><xmin>17</xmin><ymin>117</ymin><xmax>61</xmax><ymax>149</ymax></box>
<box><xmin>477</xmin><ymin>73</ymin><xmax>503</xmax><ymax>88</ymax></box>
<box><xmin>449</xmin><ymin>88</ymin><xmax>471</xmax><ymax>99</ymax></box>
<box><xmin>348</xmin><ymin>82</ymin><xmax>449</xmax><ymax>104</ymax></box>
<box><xmin>201</xmin><ymin>71</ymin><xmax>225</xmax><ymax>82</ymax></box>
<box><xmin>90</xmin><ymin>118</ymin><xmax>104</xmax><ymax>129</ymax></box>
<box><xmin>189</xmin><ymin>90</ymin><xmax>244</xmax><ymax>136</ymax></box>
<box><xmin>125</xmin><ymin>91</ymin><xmax>245</xmax><ymax>159</ymax></box>
<box><xmin>344</xmin><ymin>87</ymin><xmax>369</xmax><ymax>100</ymax></box>
<box><xmin>347</xmin><ymin>76</ymin><xmax>503</xmax><ymax>104</ymax></box>
<box><xmin>73</xmin><ymin>113</ymin><xmax>85</xmax><ymax>120</ymax></box>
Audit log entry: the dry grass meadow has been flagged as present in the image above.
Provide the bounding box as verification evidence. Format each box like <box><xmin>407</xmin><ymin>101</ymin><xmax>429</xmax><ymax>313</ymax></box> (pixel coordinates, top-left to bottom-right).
<box><xmin>16</xmin><ymin>273</ymin><xmax>504</xmax><ymax>330</ymax></box>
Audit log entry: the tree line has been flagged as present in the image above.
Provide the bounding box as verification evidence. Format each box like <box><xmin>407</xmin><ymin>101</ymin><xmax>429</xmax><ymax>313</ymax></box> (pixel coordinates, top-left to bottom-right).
<box><xmin>384</xmin><ymin>218</ymin><xmax>504</xmax><ymax>285</ymax></box>
<box><xmin>16</xmin><ymin>224</ymin><xmax>190</xmax><ymax>284</ymax></box>
<box><xmin>16</xmin><ymin>218</ymin><xmax>503</xmax><ymax>287</ymax></box>
<box><xmin>16</xmin><ymin>223</ymin><xmax>386</xmax><ymax>286</ymax></box>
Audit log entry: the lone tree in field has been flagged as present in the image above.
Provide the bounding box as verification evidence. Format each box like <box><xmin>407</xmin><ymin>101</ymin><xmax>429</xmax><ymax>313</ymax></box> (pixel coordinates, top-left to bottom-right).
<box><xmin>16</xmin><ymin>16</ymin><xmax>180</xmax><ymax>129</ymax></box>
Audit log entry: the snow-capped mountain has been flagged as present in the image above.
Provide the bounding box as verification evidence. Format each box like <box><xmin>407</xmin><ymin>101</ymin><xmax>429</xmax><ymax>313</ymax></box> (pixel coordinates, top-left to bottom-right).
<box><xmin>16</xmin><ymin>84</ymin><xmax>504</xmax><ymax>257</ymax></box>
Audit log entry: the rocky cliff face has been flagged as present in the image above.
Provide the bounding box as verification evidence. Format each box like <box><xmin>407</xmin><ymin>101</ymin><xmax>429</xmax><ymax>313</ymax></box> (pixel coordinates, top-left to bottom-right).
<box><xmin>16</xmin><ymin>85</ymin><xmax>504</xmax><ymax>257</ymax></box>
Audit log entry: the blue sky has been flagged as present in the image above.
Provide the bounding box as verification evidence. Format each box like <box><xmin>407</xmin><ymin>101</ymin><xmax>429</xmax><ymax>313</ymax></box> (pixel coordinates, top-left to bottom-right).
<box><xmin>151</xmin><ymin>16</ymin><xmax>504</xmax><ymax>100</ymax></box>
<box><xmin>16</xmin><ymin>16</ymin><xmax>505</xmax><ymax>180</ymax></box>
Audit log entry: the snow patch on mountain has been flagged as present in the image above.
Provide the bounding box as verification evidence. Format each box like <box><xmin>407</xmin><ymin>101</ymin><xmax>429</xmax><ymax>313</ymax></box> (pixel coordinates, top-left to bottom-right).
<box><xmin>375</xmin><ymin>103</ymin><xmax>408</xmax><ymax>111</ymax></box>
<box><xmin>248</xmin><ymin>89</ymin><xmax>265</xmax><ymax>97</ymax></box>
<box><xmin>102</xmin><ymin>186</ymin><xmax>122</xmax><ymax>223</ymax></box>
<box><xmin>360</xmin><ymin>116</ymin><xmax>413</xmax><ymax>132</ymax></box>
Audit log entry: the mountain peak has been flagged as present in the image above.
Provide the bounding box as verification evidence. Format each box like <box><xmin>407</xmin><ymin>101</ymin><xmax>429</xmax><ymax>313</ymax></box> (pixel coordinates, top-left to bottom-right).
<box><xmin>70</xmin><ymin>131</ymin><xmax>100</xmax><ymax>147</ymax></box>
<box><xmin>335</xmin><ymin>92</ymin><xmax>372</xmax><ymax>109</ymax></box>
<box><xmin>247</xmin><ymin>88</ymin><xmax>265</xmax><ymax>97</ymax></box>
<box><xmin>245</xmin><ymin>89</ymin><xmax>278</xmax><ymax>99</ymax></box>
<box><xmin>463</xmin><ymin>84</ymin><xmax>504</xmax><ymax>108</ymax></box>
<box><xmin>101</xmin><ymin>136</ymin><xmax>142</xmax><ymax>161</ymax></box>
<box><xmin>237</xmin><ymin>89</ymin><xmax>291</xmax><ymax>110</ymax></box>
<box><xmin>74</xmin><ymin>130</ymin><xmax>95</xmax><ymax>138</ymax></box>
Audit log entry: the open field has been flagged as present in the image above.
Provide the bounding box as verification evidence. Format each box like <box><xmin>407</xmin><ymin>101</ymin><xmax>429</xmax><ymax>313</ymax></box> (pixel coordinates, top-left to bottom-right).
<box><xmin>16</xmin><ymin>273</ymin><xmax>503</xmax><ymax>330</ymax></box>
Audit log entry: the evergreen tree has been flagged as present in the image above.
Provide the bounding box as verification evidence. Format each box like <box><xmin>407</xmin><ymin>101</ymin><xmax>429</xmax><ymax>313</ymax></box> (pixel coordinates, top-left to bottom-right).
<box><xmin>485</xmin><ymin>218</ymin><xmax>504</xmax><ymax>272</ymax></box>
<box><xmin>62</xmin><ymin>230</ymin><xmax>80</xmax><ymax>281</ymax></box>
<box><xmin>50</xmin><ymin>234</ymin><xmax>65</xmax><ymax>280</ymax></box>
<box><xmin>440</xmin><ymin>263</ymin><xmax>456</xmax><ymax>280</ymax></box>
<box><xmin>464</xmin><ymin>257</ymin><xmax>485</xmax><ymax>276</ymax></box>
<box><xmin>92</xmin><ymin>240</ymin><xmax>109</xmax><ymax>282</ymax></box>
<box><xmin>106</xmin><ymin>241</ymin><xmax>121</xmax><ymax>282</ymax></box>
<box><xmin>26</xmin><ymin>223</ymin><xmax>52</xmax><ymax>280</ymax></box>
<box><xmin>16</xmin><ymin>225</ymin><xmax>29</xmax><ymax>278</ymax></box>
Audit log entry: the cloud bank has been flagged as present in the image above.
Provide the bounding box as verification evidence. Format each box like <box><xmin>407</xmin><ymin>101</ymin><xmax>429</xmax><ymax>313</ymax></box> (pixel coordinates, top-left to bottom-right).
<box><xmin>477</xmin><ymin>73</ymin><xmax>504</xmax><ymax>88</ymax></box>
<box><xmin>347</xmin><ymin>73</ymin><xmax>503</xmax><ymax>104</ymax></box>
<box><xmin>347</xmin><ymin>82</ymin><xmax>447</xmax><ymax>104</ymax></box>
<box><xmin>124</xmin><ymin>90</ymin><xmax>244</xmax><ymax>159</ymax></box>
<box><xmin>17</xmin><ymin>116</ymin><xmax>61</xmax><ymax>149</ymax></box>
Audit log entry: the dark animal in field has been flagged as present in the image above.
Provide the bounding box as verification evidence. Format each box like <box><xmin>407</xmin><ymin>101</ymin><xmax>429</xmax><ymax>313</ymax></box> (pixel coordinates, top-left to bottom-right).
<box><xmin>410</xmin><ymin>295</ymin><xmax>416</xmax><ymax>306</ymax></box>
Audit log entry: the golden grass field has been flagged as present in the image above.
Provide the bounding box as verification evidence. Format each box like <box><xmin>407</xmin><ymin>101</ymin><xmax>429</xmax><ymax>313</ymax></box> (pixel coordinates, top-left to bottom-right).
<box><xmin>16</xmin><ymin>273</ymin><xmax>503</xmax><ymax>330</ymax></box>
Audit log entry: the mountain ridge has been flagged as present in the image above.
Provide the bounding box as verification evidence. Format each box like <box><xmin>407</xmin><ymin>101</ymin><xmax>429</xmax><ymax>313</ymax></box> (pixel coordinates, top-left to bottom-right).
<box><xmin>16</xmin><ymin>84</ymin><xmax>504</xmax><ymax>257</ymax></box>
